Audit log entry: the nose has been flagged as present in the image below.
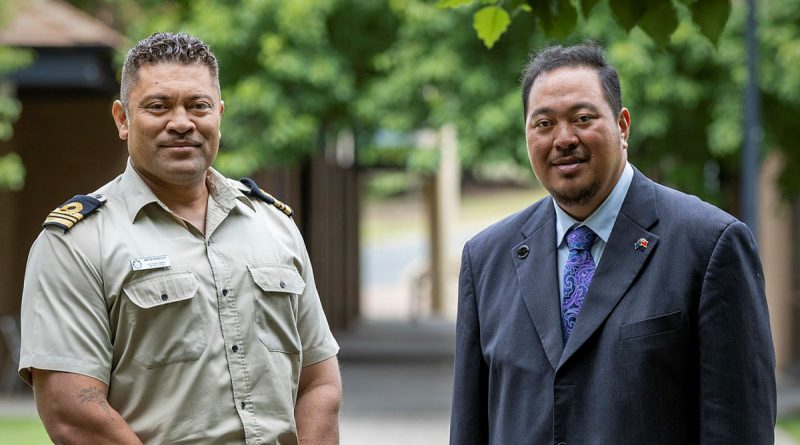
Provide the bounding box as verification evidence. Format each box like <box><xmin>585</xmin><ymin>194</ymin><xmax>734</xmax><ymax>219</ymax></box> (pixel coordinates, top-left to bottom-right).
<box><xmin>166</xmin><ymin>107</ymin><xmax>196</xmax><ymax>134</ymax></box>
<box><xmin>554</xmin><ymin>123</ymin><xmax>578</xmax><ymax>150</ymax></box>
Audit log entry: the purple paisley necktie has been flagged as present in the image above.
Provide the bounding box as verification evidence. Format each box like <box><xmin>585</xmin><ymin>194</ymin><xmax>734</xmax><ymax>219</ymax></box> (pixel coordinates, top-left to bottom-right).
<box><xmin>561</xmin><ymin>225</ymin><xmax>597</xmax><ymax>343</ymax></box>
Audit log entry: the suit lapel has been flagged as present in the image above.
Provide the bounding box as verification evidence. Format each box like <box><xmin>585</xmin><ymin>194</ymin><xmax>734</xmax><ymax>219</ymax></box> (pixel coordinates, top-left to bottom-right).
<box><xmin>558</xmin><ymin>171</ymin><xmax>661</xmax><ymax>368</ymax></box>
<box><xmin>513</xmin><ymin>202</ymin><xmax>564</xmax><ymax>370</ymax></box>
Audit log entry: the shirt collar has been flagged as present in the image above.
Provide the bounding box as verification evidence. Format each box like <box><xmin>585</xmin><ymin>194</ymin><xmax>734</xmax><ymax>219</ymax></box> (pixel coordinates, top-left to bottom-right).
<box><xmin>121</xmin><ymin>158</ymin><xmax>254</xmax><ymax>222</ymax></box>
<box><xmin>553</xmin><ymin>162</ymin><xmax>634</xmax><ymax>247</ymax></box>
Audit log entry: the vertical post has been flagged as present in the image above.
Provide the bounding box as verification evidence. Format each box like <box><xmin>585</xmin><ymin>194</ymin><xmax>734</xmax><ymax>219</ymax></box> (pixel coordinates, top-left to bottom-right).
<box><xmin>420</xmin><ymin>125</ymin><xmax>460</xmax><ymax>316</ymax></box>
<box><xmin>742</xmin><ymin>0</ymin><xmax>760</xmax><ymax>235</ymax></box>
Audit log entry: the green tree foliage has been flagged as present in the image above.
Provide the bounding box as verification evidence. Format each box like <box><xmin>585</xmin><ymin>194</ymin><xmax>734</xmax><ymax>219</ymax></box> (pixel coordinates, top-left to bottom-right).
<box><xmin>0</xmin><ymin>0</ymin><xmax>33</xmax><ymax>190</ymax></box>
<box><xmin>65</xmin><ymin>0</ymin><xmax>800</xmax><ymax>204</ymax></box>
<box><xmin>111</xmin><ymin>0</ymin><xmax>398</xmax><ymax>177</ymax></box>
<box><xmin>438</xmin><ymin>0</ymin><xmax>731</xmax><ymax>48</ymax></box>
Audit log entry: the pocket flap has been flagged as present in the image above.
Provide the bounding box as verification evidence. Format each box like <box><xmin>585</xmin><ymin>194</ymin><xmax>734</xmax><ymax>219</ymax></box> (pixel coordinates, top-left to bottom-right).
<box><xmin>124</xmin><ymin>271</ymin><xmax>200</xmax><ymax>309</ymax></box>
<box><xmin>247</xmin><ymin>265</ymin><xmax>305</xmax><ymax>294</ymax></box>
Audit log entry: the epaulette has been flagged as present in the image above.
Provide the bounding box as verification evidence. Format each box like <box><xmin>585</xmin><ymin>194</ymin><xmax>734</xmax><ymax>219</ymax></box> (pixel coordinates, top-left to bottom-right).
<box><xmin>43</xmin><ymin>194</ymin><xmax>107</xmax><ymax>231</ymax></box>
<box><xmin>240</xmin><ymin>178</ymin><xmax>293</xmax><ymax>218</ymax></box>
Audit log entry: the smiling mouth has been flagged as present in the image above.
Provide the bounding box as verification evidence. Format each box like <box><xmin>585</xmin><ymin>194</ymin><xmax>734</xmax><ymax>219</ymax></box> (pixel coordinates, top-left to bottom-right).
<box><xmin>552</xmin><ymin>156</ymin><xmax>587</xmax><ymax>166</ymax></box>
<box><xmin>160</xmin><ymin>141</ymin><xmax>201</xmax><ymax>148</ymax></box>
<box><xmin>551</xmin><ymin>157</ymin><xmax>587</xmax><ymax>173</ymax></box>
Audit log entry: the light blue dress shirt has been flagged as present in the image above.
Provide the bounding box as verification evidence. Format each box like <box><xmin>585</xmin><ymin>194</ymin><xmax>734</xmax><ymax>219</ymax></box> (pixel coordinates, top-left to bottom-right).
<box><xmin>553</xmin><ymin>162</ymin><xmax>634</xmax><ymax>303</ymax></box>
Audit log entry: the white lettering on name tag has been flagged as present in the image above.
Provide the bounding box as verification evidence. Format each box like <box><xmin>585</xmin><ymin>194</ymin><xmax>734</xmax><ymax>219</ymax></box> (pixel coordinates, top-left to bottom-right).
<box><xmin>130</xmin><ymin>255</ymin><xmax>171</xmax><ymax>271</ymax></box>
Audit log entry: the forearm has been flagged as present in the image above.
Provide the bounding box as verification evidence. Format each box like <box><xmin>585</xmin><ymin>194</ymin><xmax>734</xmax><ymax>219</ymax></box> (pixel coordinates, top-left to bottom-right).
<box><xmin>33</xmin><ymin>370</ymin><xmax>142</xmax><ymax>445</ymax></box>
<box><xmin>295</xmin><ymin>382</ymin><xmax>341</xmax><ymax>444</ymax></box>
<box><xmin>295</xmin><ymin>357</ymin><xmax>342</xmax><ymax>445</ymax></box>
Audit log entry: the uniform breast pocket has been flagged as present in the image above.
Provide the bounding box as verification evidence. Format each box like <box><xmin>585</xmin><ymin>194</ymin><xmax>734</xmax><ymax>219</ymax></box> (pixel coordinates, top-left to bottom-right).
<box><xmin>124</xmin><ymin>271</ymin><xmax>208</xmax><ymax>368</ymax></box>
<box><xmin>247</xmin><ymin>264</ymin><xmax>304</xmax><ymax>354</ymax></box>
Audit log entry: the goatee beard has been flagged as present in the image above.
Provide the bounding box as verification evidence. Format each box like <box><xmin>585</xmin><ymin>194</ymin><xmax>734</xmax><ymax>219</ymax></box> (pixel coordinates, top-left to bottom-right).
<box><xmin>550</xmin><ymin>179</ymin><xmax>600</xmax><ymax>207</ymax></box>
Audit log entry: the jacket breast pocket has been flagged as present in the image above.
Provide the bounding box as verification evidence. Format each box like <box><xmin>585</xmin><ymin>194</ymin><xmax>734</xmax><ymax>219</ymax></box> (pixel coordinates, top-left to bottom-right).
<box><xmin>619</xmin><ymin>310</ymin><xmax>682</xmax><ymax>342</ymax></box>
<box><xmin>248</xmin><ymin>264</ymin><xmax>304</xmax><ymax>354</ymax></box>
<box><xmin>124</xmin><ymin>271</ymin><xmax>208</xmax><ymax>368</ymax></box>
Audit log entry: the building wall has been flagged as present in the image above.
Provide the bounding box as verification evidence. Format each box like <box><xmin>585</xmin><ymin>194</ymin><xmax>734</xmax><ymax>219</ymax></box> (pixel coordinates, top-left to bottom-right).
<box><xmin>2</xmin><ymin>93</ymin><xmax>127</xmax><ymax>317</ymax></box>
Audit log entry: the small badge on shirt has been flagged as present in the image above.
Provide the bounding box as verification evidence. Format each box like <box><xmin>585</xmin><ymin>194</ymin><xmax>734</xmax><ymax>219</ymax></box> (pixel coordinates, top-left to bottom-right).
<box><xmin>130</xmin><ymin>255</ymin><xmax>171</xmax><ymax>271</ymax></box>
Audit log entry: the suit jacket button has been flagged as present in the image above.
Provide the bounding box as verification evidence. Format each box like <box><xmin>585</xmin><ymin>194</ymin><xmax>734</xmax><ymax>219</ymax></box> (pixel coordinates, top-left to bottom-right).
<box><xmin>516</xmin><ymin>245</ymin><xmax>529</xmax><ymax>258</ymax></box>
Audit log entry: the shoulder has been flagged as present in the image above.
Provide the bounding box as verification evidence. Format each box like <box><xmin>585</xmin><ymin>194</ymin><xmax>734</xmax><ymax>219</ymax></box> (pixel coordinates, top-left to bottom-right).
<box><xmin>42</xmin><ymin>193</ymin><xmax>107</xmax><ymax>232</ymax></box>
<box><xmin>236</xmin><ymin>177</ymin><xmax>294</xmax><ymax>218</ymax></box>
<box><xmin>40</xmin><ymin>175</ymin><xmax>125</xmax><ymax>234</ymax></box>
<box><xmin>650</xmin><ymin>180</ymin><xmax>738</xmax><ymax>232</ymax></box>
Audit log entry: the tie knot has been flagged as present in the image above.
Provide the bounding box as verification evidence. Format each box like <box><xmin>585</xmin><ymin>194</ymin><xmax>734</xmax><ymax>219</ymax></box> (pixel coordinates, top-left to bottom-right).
<box><xmin>566</xmin><ymin>225</ymin><xmax>597</xmax><ymax>251</ymax></box>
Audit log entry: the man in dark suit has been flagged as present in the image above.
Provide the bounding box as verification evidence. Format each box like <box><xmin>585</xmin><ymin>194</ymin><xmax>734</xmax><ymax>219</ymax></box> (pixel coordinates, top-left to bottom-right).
<box><xmin>450</xmin><ymin>43</ymin><xmax>776</xmax><ymax>444</ymax></box>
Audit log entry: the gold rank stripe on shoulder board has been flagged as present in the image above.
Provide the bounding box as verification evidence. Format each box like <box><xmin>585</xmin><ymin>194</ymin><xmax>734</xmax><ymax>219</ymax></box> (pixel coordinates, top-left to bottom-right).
<box><xmin>262</xmin><ymin>189</ymin><xmax>293</xmax><ymax>217</ymax></box>
<box><xmin>43</xmin><ymin>194</ymin><xmax>107</xmax><ymax>231</ymax></box>
<box><xmin>239</xmin><ymin>178</ymin><xmax>294</xmax><ymax>218</ymax></box>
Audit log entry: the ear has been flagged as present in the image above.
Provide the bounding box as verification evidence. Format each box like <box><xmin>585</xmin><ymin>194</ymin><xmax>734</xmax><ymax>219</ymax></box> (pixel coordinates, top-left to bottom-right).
<box><xmin>618</xmin><ymin>107</ymin><xmax>631</xmax><ymax>149</ymax></box>
<box><xmin>218</xmin><ymin>100</ymin><xmax>225</xmax><ymax>138</ymax></box>
<box><xmin>111</xmin><ymin>100</ymin><xmax>129</xmax><ymax>140</ymax></box>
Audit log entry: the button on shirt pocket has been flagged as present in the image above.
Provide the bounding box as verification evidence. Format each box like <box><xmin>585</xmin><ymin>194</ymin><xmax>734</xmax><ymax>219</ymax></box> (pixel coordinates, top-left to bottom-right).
<box><xmin>247</xmin><ymin>264</ymin><xmax>304</xmax><ymax>354</ymax></box>
<box><xmin>124</xmin><ymin>271</ymin><xmax>208</xmax><ymax>368</ymax></box>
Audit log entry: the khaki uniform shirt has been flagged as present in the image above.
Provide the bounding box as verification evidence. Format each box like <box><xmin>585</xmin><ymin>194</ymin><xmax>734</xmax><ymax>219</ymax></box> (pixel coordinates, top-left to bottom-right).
<box><xmin>19</xmin><ymin>161</ymin><xmax>339</xmax><ymax>444</ymax></box>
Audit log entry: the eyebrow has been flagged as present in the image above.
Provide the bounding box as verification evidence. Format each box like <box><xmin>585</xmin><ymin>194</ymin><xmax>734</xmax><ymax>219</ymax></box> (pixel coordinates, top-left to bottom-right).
<box><xmin>529</xmin><ymin>102</ymin><xmax>601</xmax><ymax>119</ymax></box>
<box><xmin>138</xmin><ymin>94</ymin><xmax>216</xmax><ymax>104</ymax></box>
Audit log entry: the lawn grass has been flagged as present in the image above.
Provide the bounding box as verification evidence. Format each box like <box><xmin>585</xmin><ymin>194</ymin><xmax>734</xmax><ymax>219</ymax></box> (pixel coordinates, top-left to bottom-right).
<box><xmin>0</xmin><ymin>417</ymin><xmax>49</xmax><ymax>444</ymax></box>
<box><xmin>361</xmin><ymin>185</ymin><xmax>545</xmax><ymax>243</ymax></box>
<box><xmin>779</xmin><ymin>417</ymin><xmax>800</xmax><ymax>441</ymax></box>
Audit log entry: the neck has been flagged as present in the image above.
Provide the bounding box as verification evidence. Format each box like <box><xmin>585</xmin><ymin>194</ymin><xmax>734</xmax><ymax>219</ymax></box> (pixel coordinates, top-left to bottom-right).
<box><xmin>136</xmin><ymin>169</ymin><xmax>210</xmax><ymax>233</ymax></box>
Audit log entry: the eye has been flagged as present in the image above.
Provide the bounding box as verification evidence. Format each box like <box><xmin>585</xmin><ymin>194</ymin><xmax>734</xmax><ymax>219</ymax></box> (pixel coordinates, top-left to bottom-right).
<box><xmin>576</xmin><ymin>114</ymin><xmax>593</xmax><ymax>123</ymax></box>
<box><xmin>534</xmin><ymin>119</ymin><xmax>553</xmax><ymax>129</ymax></box>
<box><xmin>146</xmin><ymin>103</ymin><xmax>168</xmax><ymax>111</ymax></box>
<box><xmin>191</xmin><ymin>102</ymin><xmax>213</xmax><ymax>111</ymax></box>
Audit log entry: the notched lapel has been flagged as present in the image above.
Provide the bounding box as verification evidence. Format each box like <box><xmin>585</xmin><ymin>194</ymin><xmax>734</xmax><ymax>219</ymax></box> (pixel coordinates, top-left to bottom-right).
<box><xmin>558</xmin><ymin>171</ymin><xmax>661</xmax><ymax>368</ymax></box>
<box><xmin>514</xmin><ymin>206</ymin><xmax>563</xmax><ymax>370</ymax></box>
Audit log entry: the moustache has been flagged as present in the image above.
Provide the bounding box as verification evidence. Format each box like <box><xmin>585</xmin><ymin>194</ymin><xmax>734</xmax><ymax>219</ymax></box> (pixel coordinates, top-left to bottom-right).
<box><xmin>550</xmin><ymin>149</ymin><xmax>588</xmax><ymax>165</ymax></box>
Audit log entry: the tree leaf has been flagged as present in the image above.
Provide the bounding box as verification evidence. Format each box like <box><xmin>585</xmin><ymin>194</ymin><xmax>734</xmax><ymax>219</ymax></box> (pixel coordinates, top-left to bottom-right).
<box><xmin>580</xmin><ymin>0</ymin><xmax>601</xmax><ymax>16</ymax></box>
<box><xmin>435</xmin><ymin>0</ymin><xmax>475</xmax><ymax>9</ymax></box>
<box><xmin>473</xmin><ymin>6</ymin><xmax>511</xmax><ymax>49</ymax></box>
<box><xmin>537</xmin><ymin>0</ymin><xmax>578</xmax><ymax>39</ymax></box>
<box><xmin>507</xmin><ymin>0</ymin><xmax>530</xmax><ymax>13</ymax></box>
<box><xmin>637</xmin><ymin>0</ymin><xmax>678</xmax><ymax>46</ymax></box>
<box><xmin>608</xmin><ymin>0</ymin><xmax>648</xmax><ymax>32</ymax></box>
<box><xmin>690</xmin><ymin>0</ymin><xmax>731</xmax><ymax>45</ymax></box>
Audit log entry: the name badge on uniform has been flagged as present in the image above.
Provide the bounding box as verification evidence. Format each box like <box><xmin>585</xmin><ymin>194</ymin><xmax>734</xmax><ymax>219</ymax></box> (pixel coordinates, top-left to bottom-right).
<box><xmin>130</xmin><ymin>255</ymin><xmax>171</xmax><ymax>271</ymax></box>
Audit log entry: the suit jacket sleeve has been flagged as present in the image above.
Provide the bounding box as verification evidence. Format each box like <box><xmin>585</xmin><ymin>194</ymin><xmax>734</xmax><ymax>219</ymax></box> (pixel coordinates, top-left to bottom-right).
<box><xmin>698</xmin><ymin>221</ymin><xmax>776</xmax><ymax>444</ymax></box>
<box><xmin>450</xmin><ymin>242</ymin><xmax>489</xmax><ymax>445</ymax></box>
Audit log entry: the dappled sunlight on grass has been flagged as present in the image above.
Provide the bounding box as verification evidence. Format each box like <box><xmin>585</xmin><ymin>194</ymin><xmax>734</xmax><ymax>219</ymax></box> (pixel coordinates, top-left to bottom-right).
<box><xmin>0</xmin><ymin>417</ymin><xmax>49</xmax><ymax>444</ymax></box>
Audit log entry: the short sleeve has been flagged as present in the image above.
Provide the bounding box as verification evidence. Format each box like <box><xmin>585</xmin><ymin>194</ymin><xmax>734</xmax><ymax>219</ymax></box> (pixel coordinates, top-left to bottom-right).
<box><xmin>18</xmin><ymin>229</ymin><xmax>113</xmax><ymax>385</ymax></box>
<box><xmin>289</xmin><ymin>224</ymin><xmax>339</xmax><ymax>367</ymax></box>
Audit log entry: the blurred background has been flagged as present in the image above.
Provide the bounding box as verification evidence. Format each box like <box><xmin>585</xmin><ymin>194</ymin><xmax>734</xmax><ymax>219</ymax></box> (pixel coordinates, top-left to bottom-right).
<box><xmin>1</xmin><ymin>0</ymin><xmax>800</xmax><ymax>443</ymax></box>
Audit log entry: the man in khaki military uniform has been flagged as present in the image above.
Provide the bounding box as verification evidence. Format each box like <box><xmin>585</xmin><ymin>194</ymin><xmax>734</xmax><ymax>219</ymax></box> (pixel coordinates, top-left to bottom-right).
<box><xmin>18</xmin><ymin>32</ymin><xmax>341</xmax><ymax>445</ymax></box>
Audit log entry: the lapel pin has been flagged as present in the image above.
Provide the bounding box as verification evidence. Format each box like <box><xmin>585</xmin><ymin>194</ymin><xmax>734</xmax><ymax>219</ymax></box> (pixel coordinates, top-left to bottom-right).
<box><xmin>516</xmin><ymin>245</ymin><xmax>529</xmax><ymax>259</ymax></box>
<box><xmin>634</xmin><ymin>238</ymin><xmax>649</xmax><ymax>251</ymax></box>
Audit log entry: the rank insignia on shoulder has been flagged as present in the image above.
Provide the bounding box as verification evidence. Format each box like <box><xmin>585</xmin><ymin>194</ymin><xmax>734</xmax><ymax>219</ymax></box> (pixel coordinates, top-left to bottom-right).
<box><xmin>240</xmin><ymin>178</ymin><xmax>293</xmax><ymax>218</ymax></box>
<box><xmin>43</xmin><ymin>194</ymin><xmax>107</xmax><ymax>231</ymax></box>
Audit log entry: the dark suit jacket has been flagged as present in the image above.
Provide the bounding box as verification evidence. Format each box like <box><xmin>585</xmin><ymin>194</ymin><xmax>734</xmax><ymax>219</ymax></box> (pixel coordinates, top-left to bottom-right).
<box><xmin>450</xmin><ymin>170</ymin><xmax>776</xmax><ymax>445</ymax></box>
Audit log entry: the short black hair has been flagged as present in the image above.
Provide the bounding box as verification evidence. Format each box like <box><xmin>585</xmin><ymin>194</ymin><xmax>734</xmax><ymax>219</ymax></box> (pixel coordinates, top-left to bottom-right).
<box><xmin>520</xmin><ymin>43</ymin><xmax>622</xmax><ymax>120</ymax></box>
<box><xmin>120</xmin><ymin>32</ymin><xmax>219</xmax><ymax>107</ymax></box>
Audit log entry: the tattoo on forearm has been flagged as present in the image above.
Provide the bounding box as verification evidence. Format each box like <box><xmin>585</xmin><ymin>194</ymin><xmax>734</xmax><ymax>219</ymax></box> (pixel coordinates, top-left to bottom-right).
<box><xmin>78</xmin><ymin>387</ymin><xmax>112</xmax><ymax>419</ymax></box>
